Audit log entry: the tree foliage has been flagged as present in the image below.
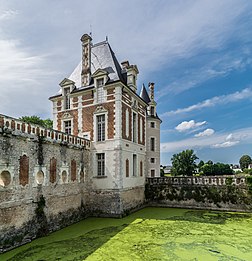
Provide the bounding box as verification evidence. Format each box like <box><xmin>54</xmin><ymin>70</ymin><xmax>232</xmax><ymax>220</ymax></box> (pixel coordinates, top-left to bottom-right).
<box><xmin>201</xmin><ymin>162</ymin><xmax>233</xmax><ymax>176</ymax></box>
<box><xmin>239</xmin><ymin>155</ymin><xmax>252</xmax><ymax>170</ymax></box>
<box><xmin>171</xmin><ymin>149</ymin><xmax>198</xmax><ymax>176</ymax></box>
<box><xmin>20</xmin><ymin>116</ymin><xmax>53</xmax><ymax>129</ymax></box>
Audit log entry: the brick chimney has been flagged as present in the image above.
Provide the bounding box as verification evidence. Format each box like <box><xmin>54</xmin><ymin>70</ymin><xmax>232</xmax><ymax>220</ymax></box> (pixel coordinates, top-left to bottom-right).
<box><xmin>149</xmin><ymin>82</ymin><xmax>155</xmax><ymax>102</ymax></box>
<box><xmin>80</xmin><ymin>34</ymin><xmax>92</xmax><ymax>86</ymax></box>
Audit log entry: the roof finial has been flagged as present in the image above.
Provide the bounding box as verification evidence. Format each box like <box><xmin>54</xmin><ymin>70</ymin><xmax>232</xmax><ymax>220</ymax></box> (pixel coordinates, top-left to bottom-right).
<box><xmin>106</xmin><ymin>35</ymin><xmax>108</xmax><ymax>42</ymax></box>
<box><xmin>89</xmin><ymin>24</ymin><xmax>92</xmax><ymax>38</ymax></box>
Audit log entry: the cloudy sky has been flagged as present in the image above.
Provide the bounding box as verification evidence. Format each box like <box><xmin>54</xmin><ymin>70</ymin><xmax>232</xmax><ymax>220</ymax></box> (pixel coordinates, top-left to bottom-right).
<box><xmin>1</xmin><ymin>0</ymin><xmax>252</xmax><ymax>165</ymax></box>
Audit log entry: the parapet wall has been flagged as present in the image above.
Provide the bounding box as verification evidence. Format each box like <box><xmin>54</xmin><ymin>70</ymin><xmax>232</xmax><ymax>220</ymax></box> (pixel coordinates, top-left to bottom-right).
<box><xmin>145</xmin><ymin>177</ymin><xmax>252</xmax><ymax>212</ymax></box>
<box><xmin>0</xmin><ymin>114</ymin><xmax>91</xmax><ymax>252</ymax></box>
<box><xmin>0</xmin><ymin>114</ymin><xmax>91</xmax><ymax>149</ymax></box>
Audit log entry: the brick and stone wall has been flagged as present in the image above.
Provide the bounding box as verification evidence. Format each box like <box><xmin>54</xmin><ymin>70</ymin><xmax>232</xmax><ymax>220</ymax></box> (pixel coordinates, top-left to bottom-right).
<box><xmin>145</xmin><ymin>177</ymin><xmax>252</xmax><ymax>212</ymax></box>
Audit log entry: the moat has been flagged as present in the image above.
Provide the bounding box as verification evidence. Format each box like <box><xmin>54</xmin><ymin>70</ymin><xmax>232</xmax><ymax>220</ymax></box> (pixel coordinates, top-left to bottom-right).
<box><xmin>1</xmin><ymin>207</ymin><xmax>252</xmax><ymax>260</ymax></box>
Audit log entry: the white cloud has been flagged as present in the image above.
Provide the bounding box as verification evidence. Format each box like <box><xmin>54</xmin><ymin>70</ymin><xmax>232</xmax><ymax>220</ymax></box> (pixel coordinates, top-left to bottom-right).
<box><xmin>0</xmin><ymin>9</ymin><xmax>18</xmax><ymax>21</ymax></box>
<box><xmin>161</xmin><ymin>126</ymin><xmax>252</xmax><ymax>153</ymax></box>
<box><xmin>226</xmin><ymin>133</ymin><xmax>233</xmax><ymax>141</ymax></box>
<box><xmin>195</xmin><ymin>128</ymin><xmax>215</xmax><ymax>137</ymax></box>
<box><xmin>211</xmin><ymin>133</ymin><xmax>239</xmax><ymax>148</ymax></box>
<box><xmin>162</xmin><ymin>88</ymin><xmax>252</xmax><ymax>117</ymax></box>
<box><xmin>175</xmin><ymin>120</ymin><xmax>206</xmax><ymax>132</ymax></box>
<box><xmin>212</xmin><ymin>141</ymin><xmax>239</xmax><ymax>148</ymax></box>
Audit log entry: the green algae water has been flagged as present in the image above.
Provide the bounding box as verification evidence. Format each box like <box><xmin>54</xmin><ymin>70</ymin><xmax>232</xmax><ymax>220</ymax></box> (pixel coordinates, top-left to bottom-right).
<box><xmin>1</xmin><ymin>207</ymin><xmax>252</xmax><ymax>261</ymax></box>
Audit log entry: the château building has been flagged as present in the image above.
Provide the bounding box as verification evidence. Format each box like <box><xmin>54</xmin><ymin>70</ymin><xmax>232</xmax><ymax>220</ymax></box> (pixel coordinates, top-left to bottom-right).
<box><xmin>49</xmin><ymin>33</ymin><xmax>161</xmax><ymax>212</ymax></box>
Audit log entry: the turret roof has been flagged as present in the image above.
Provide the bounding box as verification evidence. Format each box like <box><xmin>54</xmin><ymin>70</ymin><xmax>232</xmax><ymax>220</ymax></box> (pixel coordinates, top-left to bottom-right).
<box><xmin>139</xmin><ymin>84</ymin><xmax>151</xmax><ymax>103</ymax></box>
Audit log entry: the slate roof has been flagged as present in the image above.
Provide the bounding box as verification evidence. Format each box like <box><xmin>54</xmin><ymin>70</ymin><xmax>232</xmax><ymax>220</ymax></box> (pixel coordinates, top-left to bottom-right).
<box><xmin>139</xmin><ymin>84</ymin><xmax>151</xmax><ymax>104</ymax></box>
<box><xmin>69</xmin><ymin>41</ymin><xmax>126</xmax><ymax>89</ymax></box>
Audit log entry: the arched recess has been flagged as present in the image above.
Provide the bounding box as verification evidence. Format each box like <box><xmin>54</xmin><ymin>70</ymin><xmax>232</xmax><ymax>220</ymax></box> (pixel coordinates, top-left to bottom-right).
<box><xmin>0</xmin><ymin>170</ymin><xmax>11</xmax><ymax>187</ymax></box>
<box><xmin>50</xmin><ymin>158</ymin><xmax>57</xmax><ymax>183</ymax></box>
<box><xmin>71</xmin><ymin>159</ymin><xmax>77</xmax><ymax>181</ymax></box>
<box><xmin>19</xmin><ymin>155</ymin><xmax>29</xmax><ymax>186</ymax></box>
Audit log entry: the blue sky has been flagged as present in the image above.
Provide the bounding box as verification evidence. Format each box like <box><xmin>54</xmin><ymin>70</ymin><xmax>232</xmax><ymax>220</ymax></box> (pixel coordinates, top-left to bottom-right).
<box><xmin>0</xmin><ymin>0</ymin><xmax>252</xmax><ymax>165</ymax></box>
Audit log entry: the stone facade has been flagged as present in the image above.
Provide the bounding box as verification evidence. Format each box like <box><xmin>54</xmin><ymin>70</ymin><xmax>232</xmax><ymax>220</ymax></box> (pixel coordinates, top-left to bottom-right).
<box><xmin>49</xmin><ymin>35</ymin><xmax>161</xmax><ymax>215</ymax></box>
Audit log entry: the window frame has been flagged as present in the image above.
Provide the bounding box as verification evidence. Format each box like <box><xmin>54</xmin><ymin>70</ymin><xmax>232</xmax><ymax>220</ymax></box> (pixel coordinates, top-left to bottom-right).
<box><xmin>97</xmin><ymin>153</ymin><xmax>105</xmax><ymax>176</ymax></box>
<box><xmin>64</xmin><ymin>120</ymin><xmax>72</xmax><ymax>135</ymax></box>
<box><xmin>97</xmin><ymin>114</ymin><xmax>105</xmax><ymax>141</ymax></box>
<box><xmin>150</xmin><ymin>137</ymin><xmax>155</xmax><ymax>151</ymax></box>
<box><xmin>64</xmin><ymin>87</ymin><xmax>70</xmax><ymax>110</ymax></box>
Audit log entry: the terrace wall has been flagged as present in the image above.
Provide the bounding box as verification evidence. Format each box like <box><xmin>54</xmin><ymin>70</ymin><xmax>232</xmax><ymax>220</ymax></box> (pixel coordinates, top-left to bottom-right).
<box><xmin>145</xmin><ymin>176</ymin><xmax>252</xmax><ymax>212</ymax></box>
<box><xmin>0</xmin><ymin>115</ymin><xmax>91</xmax><ymax>252</ymax></box>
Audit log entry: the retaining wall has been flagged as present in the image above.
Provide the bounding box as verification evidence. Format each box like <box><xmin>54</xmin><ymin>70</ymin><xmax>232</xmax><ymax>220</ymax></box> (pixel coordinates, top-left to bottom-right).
<box><xmin>145</xmin><ymin>177</ymin><xmax>252</xmax><ymax>212</ymax></box>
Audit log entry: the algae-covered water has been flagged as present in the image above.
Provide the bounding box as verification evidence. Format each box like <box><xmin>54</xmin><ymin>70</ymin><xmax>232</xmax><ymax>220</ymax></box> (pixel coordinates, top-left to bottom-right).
<box><xmin>1</xmin><ymin>207</ymin><xmax>252</xmax><ymax>261</ymax></box>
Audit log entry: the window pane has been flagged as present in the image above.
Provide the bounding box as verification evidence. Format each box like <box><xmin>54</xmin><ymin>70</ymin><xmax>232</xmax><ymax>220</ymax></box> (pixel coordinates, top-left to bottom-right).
<box><xmin>97</xmin><ymin>115</ymin><xmax>105</xmax><ymax>141</ymax></box>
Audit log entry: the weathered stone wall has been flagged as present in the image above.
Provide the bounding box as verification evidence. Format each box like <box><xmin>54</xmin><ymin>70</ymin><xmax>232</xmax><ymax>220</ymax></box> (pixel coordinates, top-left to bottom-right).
<box><xmin>145</xmin><ymin>177</ymin><xmax>252</xmax><ymax>212</ymax></box>
<box><xmin>0</xmin><ymin>115</ymin><xmax>91</xmax><ymax>252</ymax></box>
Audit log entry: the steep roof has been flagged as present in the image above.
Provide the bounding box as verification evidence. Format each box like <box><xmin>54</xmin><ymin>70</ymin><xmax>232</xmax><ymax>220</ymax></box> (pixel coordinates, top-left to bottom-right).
<box><xmin>69</xmin><ymin>41</ymin><xmax>125</xmax><ymax>88</ymax></box>
<box><xmin>139</xmin><ymin>84</ymin><xmax>151</xmax><ymax>103</ymax></box>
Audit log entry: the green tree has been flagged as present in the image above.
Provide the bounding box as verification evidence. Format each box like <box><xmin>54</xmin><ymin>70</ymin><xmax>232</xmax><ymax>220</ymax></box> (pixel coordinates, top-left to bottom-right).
<box><xmin>201</xmin><ymin>162</ymin><xmax>233</xmax><ymax>176</ymax></box>
<box><xmin>171</xmin><ymin>149</ymin><xmax>198</xmax><ymax>176</ymax></box>
<box><xmin>20</xmin><ymin>116</ymin><xmax>53</xmax><ymax>129</ymax></box>
<box><xmin>239</xmin><ymin>155</ymin><xmax>252</xmax><ymax>170</ymax></box>
<box><xmin>198</xmin><ymin>160</ymin><xmax>205</xmax><ymax>171</ymax></box>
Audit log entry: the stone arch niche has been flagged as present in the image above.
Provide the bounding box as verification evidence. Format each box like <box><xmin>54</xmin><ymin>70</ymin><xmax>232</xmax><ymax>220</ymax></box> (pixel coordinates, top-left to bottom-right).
<box><xmin>19</xmin><ymin>155</ymin><xmax>29</xmax><ymax>186</ymax></box>
<box><xmin>36</xmin><ymin>170</ymin><xmax>44</xmax><ymax>185</ymax></box>
<box><xmin>61</xmin><ymin>170</ymin><xmax>67</xmax><ymax>183</ymax></box>
<box><xmin>50</xmin><ymin>158</ymin><xmax>57</xmax><ymax>183</ymax></box>
<box><xmin>0</xmin><ymin>170</ymin><xmax>11</xmax><ymax>187</ymax></box>
<box><xmin>71</xmin><ymin>159</ymin><xmax>77</xmax><ymax>181</ymax></box>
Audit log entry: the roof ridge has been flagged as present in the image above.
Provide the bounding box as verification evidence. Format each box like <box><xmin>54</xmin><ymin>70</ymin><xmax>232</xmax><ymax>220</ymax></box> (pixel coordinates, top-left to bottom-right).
<box><xmin>92</xmin><ymin>40</ymin><xmax>108</xmax><ymax>48</ymax></box>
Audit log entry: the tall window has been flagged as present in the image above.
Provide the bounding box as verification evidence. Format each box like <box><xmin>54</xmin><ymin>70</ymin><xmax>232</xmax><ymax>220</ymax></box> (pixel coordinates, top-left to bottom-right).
<box><xmin>150</xmin><ymin>106</ymin><xmax>154</xmax><ymax>116</ymax></box>
<box><xmin>132</xmin><ymin>112</ymin><xmax>137</xmax><ymax>142</ymax></box>
<box><xmin>140</xmin><ymin>161</ymin><xmax>143</xmax><ymax>177</ymax></box>
<box><xmin>150</xmin><ymin>137</ymin><xmax>155</xmax><ymax>151</ymax></box>
<box><xmin>64</xmin><ymin>87</ymin><xmax>70</xmax><ymax>110</ymax></box>
<box><xmin>97</xmin><ymin>78</ymin><xmax>104</xmax><ymax>103</ymax></box>
<box><xmin>125</xmin><ymin>109</ymin><xmax>129</xmax><ymax>138</ymax></box>
<box><xmin>139</xmin><ymin>117</ymin><xmax>143</xmax><ymax>143</ymax></box>
<box><xmin>133</xmin><ymin>154</ymin><xmax>137</xmax><ymax>177</ymax></box>
<box><xmin>97</xmin><ymin>114</ymin><xmax>105</xmax><ymax>141</ymax></box>
<box><xmin>151</xmin><ymin>158</ymin><xmax>155</xmax><ymax>163</ymax></box>
<box><xmin>64</xmin><ymin>120</ymin><xmax>71</xmax><ymax>134</ymax></box>
<box><xmin>126</xmin><ymin>159</ymin><xmax>129</xmax><ymax>177</ymax></box>
<box><xmin>151</xmin><ymin>122</ymin><xmax>155</xmax><ymax>128</ymax></box>
<box><xmin>151</xmin><ymin>169</ymin><xmax>155</xmax><ymax>177</ymax></box>
<box><xmin>97</xmin><ymin>153</ymin><xmax>105</xmax><ymax>176</ymax></box>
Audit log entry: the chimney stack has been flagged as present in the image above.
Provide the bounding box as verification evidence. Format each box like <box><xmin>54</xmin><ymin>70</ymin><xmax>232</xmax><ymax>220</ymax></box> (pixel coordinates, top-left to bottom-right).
<box><xmin>149</xmin><ymin>82</ymin><xmax>155</xmax><ymax>101</ymax></box>
<box><xmin>80</xmin><ymin>34</ymin><xmax>92</xmax><ymax>86</ymax></box>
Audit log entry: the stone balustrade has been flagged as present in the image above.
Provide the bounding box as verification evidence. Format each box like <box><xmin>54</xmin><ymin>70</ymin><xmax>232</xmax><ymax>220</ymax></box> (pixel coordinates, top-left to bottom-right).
<box><xmin>0</xmin><ymin>114</ymin><xmax>90</xmax><ymax>149</ymax></box>
<box><xmin>147</xmin><ymin>176</ymin><xmax>247</xmax><ymax>186</ymax></box>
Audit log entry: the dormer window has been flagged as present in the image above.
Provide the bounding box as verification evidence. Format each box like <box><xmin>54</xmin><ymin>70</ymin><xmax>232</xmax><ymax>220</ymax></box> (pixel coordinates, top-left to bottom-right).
<box><xmin>97</xmin><ymin>78</ymin><xmax>104</xmax><ymax>87</ymax></box>
<box><xmin>97</xmin><ymin>78</ymin><xmax>105</xmax><ymax>103</ymax></box>
<box><xmin>64</xmin><ymin>87</ymin><xmax>70</xmax><ymax>110</ymax></box>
